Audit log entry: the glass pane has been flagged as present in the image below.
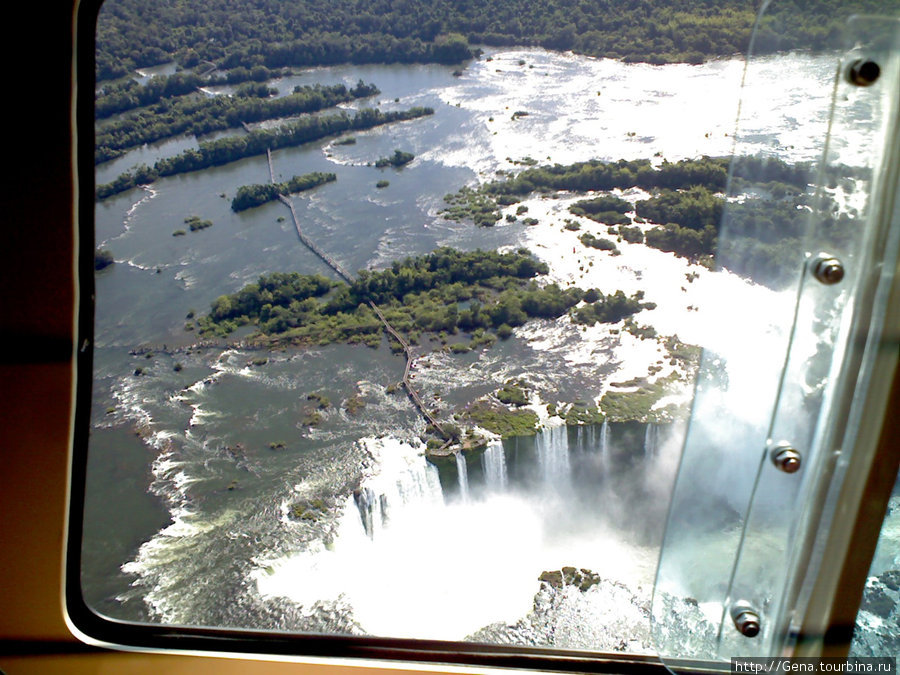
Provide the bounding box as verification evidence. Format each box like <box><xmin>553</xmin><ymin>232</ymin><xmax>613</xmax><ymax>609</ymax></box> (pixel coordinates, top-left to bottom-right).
<box><xmin>652</xmin><ymin>7</ymin><xmax>900</xmax><ymax>666</ymax></box>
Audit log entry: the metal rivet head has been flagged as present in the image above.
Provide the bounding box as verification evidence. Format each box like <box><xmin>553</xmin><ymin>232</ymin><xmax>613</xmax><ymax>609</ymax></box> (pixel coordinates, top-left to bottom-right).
<box><xmin>848</xmin><ymin>59</ymin><xmax>881</xmax><ymax>86</ymax></box>
<box><xmin>771</xmin><ymin>442</ymin><xmax>802</xmax><ymax>474</ymax></box>
<box><xmin>731</xmin><ymin>602</ymin><xmax>761</xmax><ymax>637</ymax></box>
<box><xmin>811</xmin><ymin>253</ymin><xmax>845</xmax><ymax>285</ymax></box>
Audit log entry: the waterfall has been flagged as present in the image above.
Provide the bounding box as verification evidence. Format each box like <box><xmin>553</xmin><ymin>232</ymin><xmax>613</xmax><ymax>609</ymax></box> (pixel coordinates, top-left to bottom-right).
<box><xmin>482</xmin><ymin>440</ymin><xmax>508</xmax><ymax>491</ymax></box>
<box><xmin>535</xmin><ymin>424</ymin><xmax>571</xmax><ymax>488</ymax></box>
<box><xmin>456</xmin><ymin>451</ymin><xmax>470</xmax><ymax>502</ymax></box>
<box><xmin>352</xmin><ymin>437</ymin><xmax>443</xmax><ymax>539</ymax></box>
<box><xmin>600</xmin><ymin>419</ymin><xmax>610</xmax><ymax>473</ymax></box>
<box><xmin>644</xmin><ymin>423</ymin><xmax>657</xmax><ymax>459</ymax></box>
<box><xmin>353</xmin><ymin>487</ymin><xmax>378</xmax><ymax>538</ymax></box>
<box><xmin>575</xmin><ymin>424</ymin><xmax>594</xmax><ymax>454</ymax></box>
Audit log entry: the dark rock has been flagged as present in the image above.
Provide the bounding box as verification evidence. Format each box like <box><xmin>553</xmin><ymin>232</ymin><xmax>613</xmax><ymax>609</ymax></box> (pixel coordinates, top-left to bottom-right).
<box><xmin>881</xmin><ymin>570</ymin><xmax>900</xmax><ymax>592</ymax></box>
<box><xmin>862</xmin><ymin>586</ymin><xmax>895</xmax><ymax>618</ymax></box>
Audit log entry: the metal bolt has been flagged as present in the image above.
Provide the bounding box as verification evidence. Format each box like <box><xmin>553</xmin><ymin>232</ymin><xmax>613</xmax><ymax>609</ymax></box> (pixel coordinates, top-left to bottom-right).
<box><xmin>731</xmin><ymin>602</ymin><xmax>761</xmax><ymax>638</ymax></box>
<box><xmin>811</xmin><ymin>253</ymin><xmax>845</xmax><ymax>285</ymax></box>
<box><xmin>771</xmin><ymin>442</ymin><xmax>802</xmax><ymax>474</ymax></box>
<box><xmin>848</xmin><ymin>59</ymin><xmax>881</xmax><ymax>87</ymax></box>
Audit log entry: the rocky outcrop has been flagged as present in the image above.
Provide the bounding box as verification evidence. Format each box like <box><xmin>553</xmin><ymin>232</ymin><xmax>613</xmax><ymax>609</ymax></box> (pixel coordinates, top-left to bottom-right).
<box><xmin>851</xmin><ymin>570</ymin><xmax>900</xmax><ymax>656</ymax></box>
<box><xmin>538</xmin><ymin>566</ymin><xmax>602</xmax><ymax>592</ymax></box>
<box><xmin>467</xmin><ymin>569</ymin><xmax>651</xmax><ymax>652</ymax></box>
<box><xmin>467</xmin><ymin>567</ymin><xmax>720</xmax><ymax>657</ymax></box>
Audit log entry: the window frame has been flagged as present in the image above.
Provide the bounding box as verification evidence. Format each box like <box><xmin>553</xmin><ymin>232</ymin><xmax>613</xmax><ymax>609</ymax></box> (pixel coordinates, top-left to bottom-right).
<box><xmin>65</xmin><ymin>0</ymin><xmax>900</xmax><ymax>667</ymax></box>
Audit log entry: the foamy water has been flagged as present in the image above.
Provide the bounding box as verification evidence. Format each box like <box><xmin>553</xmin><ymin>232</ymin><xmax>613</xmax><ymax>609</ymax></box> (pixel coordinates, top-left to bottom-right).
<box><xmin>253</xmin><ymin>436</ymin><xmax>661</xmax><ymax>641</ymax></box>
<box><xmin>420</xmin><ymin>49</ymin><xmax>854</xmax><ymax>179</ymax></box>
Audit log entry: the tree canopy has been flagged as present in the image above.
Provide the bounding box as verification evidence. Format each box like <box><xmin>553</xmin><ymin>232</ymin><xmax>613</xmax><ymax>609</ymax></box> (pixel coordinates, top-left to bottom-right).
<box><xmin>96</xmin><ymin>0</ymin><xmax>897</xmax><ymax>81</ymax></box>
<box><xmin>197</xmin><ymin>247</ymin><xmax>651</xmax><ymax>346</ymax></box>
<box><xmin>96</xmin><ymin>81</ymin><xmax>379</xmax><ymax>162</ymax></box>
<box><xmin>231</xmin><ymin>173</ymin><xmax>337</xmax><ymax>211</ymax></box>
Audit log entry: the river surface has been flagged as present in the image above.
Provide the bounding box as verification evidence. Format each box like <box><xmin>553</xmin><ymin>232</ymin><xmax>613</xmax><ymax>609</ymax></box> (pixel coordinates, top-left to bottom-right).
<box><xmin>85</xmin><ymin>47</ymin><xmax>869</xmax><ymax>649</ymax></box>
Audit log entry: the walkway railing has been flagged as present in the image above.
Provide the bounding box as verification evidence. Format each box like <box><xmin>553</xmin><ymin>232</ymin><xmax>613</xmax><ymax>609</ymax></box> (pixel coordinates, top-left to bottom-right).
<box><xmin>268</xmin><ymin>148</ymin><xmax>449</xmax><ymax>441</ymax></box>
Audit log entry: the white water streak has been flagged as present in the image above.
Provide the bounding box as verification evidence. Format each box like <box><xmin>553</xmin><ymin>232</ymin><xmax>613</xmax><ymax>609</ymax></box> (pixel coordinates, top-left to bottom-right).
<box><xmin>482</xmin><ymin>440</ymin><xmax>508</xmax><ymax>491</ymax></box>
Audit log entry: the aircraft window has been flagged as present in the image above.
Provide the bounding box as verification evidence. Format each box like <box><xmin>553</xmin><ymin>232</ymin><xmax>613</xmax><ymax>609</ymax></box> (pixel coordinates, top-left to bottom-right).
<box><xmin>72</xmin><ymin>0</ymin><xmax>900</xmax><ymax>668</ymax></box>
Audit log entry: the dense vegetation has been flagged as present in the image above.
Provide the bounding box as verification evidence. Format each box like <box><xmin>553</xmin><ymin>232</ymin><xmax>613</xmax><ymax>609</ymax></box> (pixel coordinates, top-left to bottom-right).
<box><xmin>636</xmin><ymin>186</ymin><xmax>723</xmax><ymax>231</ymax></box>
<box><xmin>97</xmin><ymin>72</ymin><xmax>208</xmax><ymax>118</ymax></box>
<box><xmin>439</xmin><ymin>154</ymin><xmax>856</xmax><ymax>289</ymax></box>
<box><xmin>96</xmin><ymin>81</ymin><xmax>379</xmax><ymax>163</ymax></box>
<box><xmin>571</xmin><ymin>290</ymin><xmax>652</xmax><ymax>326</ymax></box>
<box><xmin>197</xmin><ymin>248</ymin><xmax>651</xmax><ymax>347</ymax></box>
<box><xmin>441</xmin><ymin>156</ymin><xmax>734</xmax><ymax>227</ymax></box>
<box><xmin>457</xmin><ymin>400</ymin><xmax>540</xmax><ymax>438</ymax></box>
<box><xmin>184</xmin><ymin>215</ymin><xmax>213</xmax><ymax>231</ymax></box>
<box><xmin>231</xmin><ymin>172</ymin><xmax>337</xmax><ymax>211</ymax></box>
<box><xmin>579</xmin><ymin>232</ymin><xmax>620</xmax><ymax>253</ymax></box>
<box><xmin>600</xmin><ymin>373</ymin><xmax>686</xmax><ymax>423</ymax></box>
<box><xmin>96</xmin><ymin>0</ymin><xmax>897</xmax><ymax>83</ymax></box>
<box><xmin>375</xmin><ymin>150</ymin><xmax>415</xmax><ymax>168</ymax></box>
<box><xmin>96</xmin><ymin>107</ymin><xmax>433</xmax><ymax>199</ymax></box>
<box><xmin>632</xmin><ymin>174</ymin><xmax>854</xmax><ymax>285</ymax></box>
<box><xmin>96</xmin><ymin>68</ymin><xmax>283</xmax><ymax>118</ymax></box>
<box><xmin>569</xmin><ymin>195</ymin><xmax>632</xmax><ymax>224</ymax></box>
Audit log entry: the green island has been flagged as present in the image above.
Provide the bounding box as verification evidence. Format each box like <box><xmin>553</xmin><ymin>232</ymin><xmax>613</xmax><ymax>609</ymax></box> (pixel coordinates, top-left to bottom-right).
<box><xmin>96</xmin><ymin>107</ymin><xmax>434</xmax><ymax>199</ymax></box>
<box><xmin>457</xmin><ymin>400</ymin><xmax>541</xmax><ymax>439</ymax></box>
<box><xmin>196</xmin><ymin>248</ymin><xmax>652</xmax><ymax>349</ymax></box>
<box><xmin>579</xmin><ymin>232</ymin><xmax>620</xmax><ymax>253</ymax></box>
<box><xmin>231</xmin><ymin>172</ymin><xmax>337</xmax><ymax>211</ymax></box>
<box><xmin>569</xmin><ymin>195</ymin><xmax>632</xmax><ymax>225</ymax></box>
<box><xmin>96</xmin><ymin>81</ymin><xmax>379</xmax><ymax>163</ymax></box>
<box><xmin>184</xmin><ymin>215</ymin><xmax>213</xmax><ymax>231</ymax></box>
<box><xmin>375</xmin><ymin>150</ymin><xmax>415</xmax><ymax>168</ymax></box>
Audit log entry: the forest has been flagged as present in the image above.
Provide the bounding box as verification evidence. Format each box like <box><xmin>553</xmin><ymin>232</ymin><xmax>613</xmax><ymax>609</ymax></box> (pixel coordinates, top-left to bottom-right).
<box><xmin>97</xmin><ymin>67</ymin><xmax>294</xmax><ymax>118</ymax></box>
<box><xmin>197</xmin><ymin>248</ymin><xmax>651</xmax><ymax>347</ymax></box>
<box><xmin>95</xmin><ymin>0</ymin><xmax>898</xmax><ymax>83</ymax></box>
